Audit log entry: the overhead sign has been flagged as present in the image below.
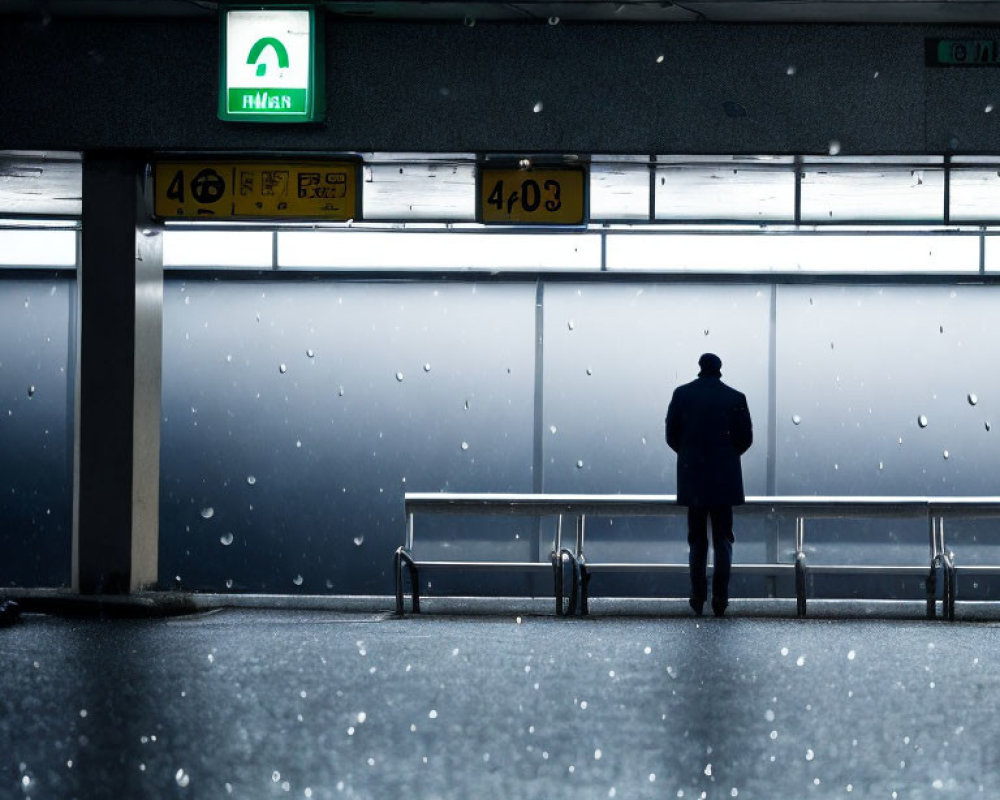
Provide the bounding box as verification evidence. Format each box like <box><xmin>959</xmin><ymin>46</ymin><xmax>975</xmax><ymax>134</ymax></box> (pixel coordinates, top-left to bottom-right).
<box><xmin>478</xmin><ymin>166</ymin><xmax>587</xmax><ymax>225</ymax></box>
<box><xmin>926</xmin><ymin>38</ymin><xmax>1000</xmax><ymax>66</ymax></box>
<box><xmin>219</xmin><ymin>6</ymin><xmax>324</xmax><ymax>122</ymax></box>
<box><xmin>153</xmin><ymin>161</ymin><xmax>358</xmax><ymax>220</ymax></box>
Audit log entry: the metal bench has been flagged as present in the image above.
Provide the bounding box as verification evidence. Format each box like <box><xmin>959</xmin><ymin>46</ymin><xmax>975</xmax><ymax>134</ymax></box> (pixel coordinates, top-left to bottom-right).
<box><xmin>398</xmin><ymin>493</ymin><xmax>967</xmax><ymax>618</ymax></box>
<box><xmin>394</xmin><ymin>494</ymin><xmax>582</xmax><ymax>615</ymax></box>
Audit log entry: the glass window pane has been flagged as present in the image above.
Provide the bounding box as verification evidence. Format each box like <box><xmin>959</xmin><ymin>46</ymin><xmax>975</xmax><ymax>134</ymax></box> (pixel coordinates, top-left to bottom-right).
<box><xmin>654</xmin><ymin>163</ymin><xmax>795</xmax><ymax>221</ymax></box>
<box><xmin>0</xmin><ymin>154</ymin><xmax>82</xmax><ymax>217</ymax></box>
<box><xmin>589</xmin><ymin>159</ymin><xmax>649</xmax><ymax>221</ymax></box>
<box><xmin>362</xmin><ymin>160</ymin><xmax>476</xmax><ymax>221</ymax></box>
<box><xmin>983</xmin><ymin>233</ymin><xmax>1000</xmax><ymax>273</ymax></box>
<box><xmin>606</xmin><ymin>231</ymin><xmax>978</xmax><ymax>273</ymax></box>
<box><xmin>800</xmin><ymin>160</ymin><xmax>944</xmax><ymax>222</ymax></box>
<box><xmin>0</xmin><ymin>229</ymin><xmax>77</xmax><ymax>267</ymax></box>
<box><xmin>279</xmin><ymin>231</ymin><xmax>601</xmax><ymax>270</ymax></box>
<box><xmin>163</xmin><ymin>231</ymin><xmax>273</xmax><ymax>268</ymax></box>
<box><xmin>950</xmin><ymin>166</ymin><xmax>1000</xmax><ymax>222</ymax></box>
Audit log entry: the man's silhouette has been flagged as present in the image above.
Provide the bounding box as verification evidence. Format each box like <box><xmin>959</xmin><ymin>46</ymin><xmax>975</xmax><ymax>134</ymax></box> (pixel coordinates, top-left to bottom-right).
<box><xmin>666</xmin><ymin>353</ymin><xmax>753</xmax><ymax>617</ymax></box>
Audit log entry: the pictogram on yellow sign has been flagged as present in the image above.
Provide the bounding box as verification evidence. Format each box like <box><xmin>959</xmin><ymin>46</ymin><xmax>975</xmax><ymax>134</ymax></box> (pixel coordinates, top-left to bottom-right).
<box><xmin>153</xmin><ymin>161</ymin><xmax>359</xmax><ymax>220</ymax></box>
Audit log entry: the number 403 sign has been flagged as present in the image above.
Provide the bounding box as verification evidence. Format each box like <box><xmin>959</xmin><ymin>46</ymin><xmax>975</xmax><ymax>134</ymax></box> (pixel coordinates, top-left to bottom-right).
<box><xmin>479</xmin><ymin>167</ymin><xmax>586</xmax><ymax>225</ymax></box>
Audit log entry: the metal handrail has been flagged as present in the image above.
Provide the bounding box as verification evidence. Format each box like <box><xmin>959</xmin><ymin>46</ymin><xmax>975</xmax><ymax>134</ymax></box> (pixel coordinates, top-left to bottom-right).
<box><xmin>403</xmin><ymin>493</ymin><xmax>1000</xmax><ymax>618</ymax></box>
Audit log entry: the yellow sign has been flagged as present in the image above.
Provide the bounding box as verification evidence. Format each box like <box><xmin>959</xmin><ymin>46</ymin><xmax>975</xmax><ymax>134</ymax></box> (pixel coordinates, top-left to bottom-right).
<box><xmin>153</xmin><ymin>161</ymin><xmax>358</xmax><ymax>220</ymax></box>
<box><xmin>479</xmin><ymin>167</ymin><xmax>586</xmax><ymax>224</ymax></box>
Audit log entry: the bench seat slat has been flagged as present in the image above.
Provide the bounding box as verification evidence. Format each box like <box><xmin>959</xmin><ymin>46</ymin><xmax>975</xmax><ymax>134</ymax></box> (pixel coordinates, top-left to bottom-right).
<box><xmin>411</xmin><ymin>561</ymin><xmax>555</xmax><ymax>572</ymax></box>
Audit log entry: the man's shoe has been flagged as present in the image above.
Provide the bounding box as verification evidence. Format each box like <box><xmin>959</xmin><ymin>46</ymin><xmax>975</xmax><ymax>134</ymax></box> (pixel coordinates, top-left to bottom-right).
<box><xmin>711</xmin><ymin>599</ymin><xmax>728</xmax><ymax>618</ymax></box>
<box><xmin>688</xmin><ymin>598</ymin><xmax>704</xmax><ymax>616</ymax></box>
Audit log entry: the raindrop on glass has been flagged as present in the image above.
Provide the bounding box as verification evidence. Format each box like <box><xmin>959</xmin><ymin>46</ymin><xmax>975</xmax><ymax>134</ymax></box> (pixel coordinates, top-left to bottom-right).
<box><xmin>175</xmin><ymin>769</ymin><xmax>190</xmax><ymax>788</ymax></box>
<box><xmin>576</xmin><ymin>459</ymin><xmax>584</xmax><ymax>469</ymax></box>
<box><xmin>338</xmin><ymin>386</ymin><xmax>345</xmax><ymax>397</ymax></box>
<box><xmin>878</xmin><ymin>461</ymin><xmax>884</xmax><ymax>470</ymax></box>
<box><xmin>986</xmin><ymin>421</ymin><xmax>992</xmax><ymax>432</ymax></box>
<box><xmin>225</xmin><ymin>579</ymin><xmax>233</xmax><ymax>589</ymax></box>
<box><xmin>533</xmin><ymin>101</ymin><xmax>544</xmax><ymax>113</ymax></box>
<box><xmin>968</xmin><ymin>393</ymin><xmax>979</xmax><ymax>406</ymax></box>
<box><xmin>353</xmin><ymin>536</ymin><xmax>364</xmax><ymax>547</ymax></box>
<box><xmin>943</xmin><ymin>450</ymin><xmax>950</xmax><ymax>460</ymax></box>
<box><xmin>395</xmin><ymin>372</ymin><xmax>404</xmax><ymax>382</ymax></box>
<box><xmin>27</xmin><ymin>385</ymin><xmax>35</xmax><ymax>398</ymax></box>
<box><xmin>423</xmin><ymin>363</ymin><xmax>432</xmax><ymax>372</ymax></box>
<box><xmin>918</xmin><ymin>415</ymin><xmax>929</xmax><ymax>428</ymax></box>
<box><xmin>786</xmin><ymin>64</ymin><xmax>797</xmax><ymax>76</ymax></box>
<box><xmin>200</xmin><ymin>507</ymin><xmax>215</xmax><ymax>519</ymax></box>
<box><xmin>792</xmin><ymin>414</ymin><xmax>802</xmax><ymax>425</ymax></box>
<box><xmin>306</xmin><ymin>349</ymin><xmax>315</xmax><ymax>358</ymax></box>
<box><xmin>272</xmin><ymin>771</ymin><xmax>281</xmax><ymax>783</ymax></box>
<box><xmin>463</xmin><ymin>15</ymin><xmax>475</xmax><ymax>26</ymax></box>
<box><xmin>549</xmin><ymin>425</ymin><xmax>558</xmax><ymax>434</ymax></box>
<box><xmin>247</xmin><ymin>475</ymin><xmax>256</xmax><ymax>486</ymax></box>
<box><xmin>279</xmin><ymin>363</ymin><xmax>287</xmax><ymax>374</ymax></box>
<box><xmin>656</xmin><ymin>54</ymin><xmax>665</xmax><ymax>63</ymax></box>
<box><xmin>292</xmin><ymin>574</ymin><xmax>304</xmax><ymax>586</ymax></box>
<box><xmin>586</xmin><ymin>367</ymin><xmax>593</xmax><ymax>376</ymax></box>
<box><xmin>828</xmin><ymin>140</ymin><xmax>841</xmax><ymax>156</ymax></box>
<box><xmin>461</xmin><ymin>441</ymin><xmax>470</xmax><ymax>451</ymax></box>
<box><xmin>548</xmin><ymin>15</ymin><xmax>559</xmax><ymax>25</ymax></box>
<box><xmin>987</xmin><ymin>104</ymin><xmax>995</xmax><ymax>114</ymax></box>
<box><xmin>567</xmin><ymin>320</ymin><xmax>575</xmax><ymax>330</ymax></box>
<box><xmin>220</xmin><ymin>532</ymin><xmax>234</xmax><ymax>546</ymax></box>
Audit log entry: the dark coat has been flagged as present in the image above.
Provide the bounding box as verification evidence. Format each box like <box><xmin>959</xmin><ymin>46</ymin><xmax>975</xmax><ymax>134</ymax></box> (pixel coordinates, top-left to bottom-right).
<box><xmin>665</xmin><ymin>375</ymin><xmax>753</xmax><ymax>507</ymax></box>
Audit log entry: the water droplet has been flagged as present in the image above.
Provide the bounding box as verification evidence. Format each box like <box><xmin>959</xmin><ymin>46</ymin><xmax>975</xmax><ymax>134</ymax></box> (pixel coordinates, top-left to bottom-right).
<box><xmin>338</xmin><ymin>386</ymin><xmax>345</xmax><ymax>397</ymax></box>
<box><xmin>828</xmin><ymin>140</ymin><xmax>841</xmax><ymax>156</ymax></box>
<box><xmin>279</xmin><ymin>363</ymin><xmax>287</xmax><ymax>374</ymax></box>
<box><xmin>567</xmin><ymin>320</ymin><xmax>575</xmax><ymax>330</ymax></box>
<box><xmin>586</xmin><ymin>367</ymin><xmax>593</xmax><ymax>376</ymax></box>
<box><xmin>796</xmin><ymin>655</ymin><xmax>806</xmax><ymax>666</ymax></box>
<box><xmin>176</xmin><ymin>769</ymin><xmax>190</xmax><ymax>788</ymax></box>
<box><xmin>878</xmin><ymin>461</ymin><xmax>884</xmax><ymax>470</ymax></box>
<box><xmin>27</xmin><ymin>385</ymin><xmax>35</xmax><ymax>398</ymax></box>
<box><xmin>463</xmin><ymin>15</ymin><xmax>475</xmax><ymax>26</ymax></box>
<box><xmin>786</xmin><ymin>64</ymin><xmax>797</xmax><ymax>76</ymax></box>
<box><xmin>848</xmin><ymin>649</ymin><xmax>856</xmax><ymax>660</ymax></box>
<box><xmin>423</xmin><ymin>363</ymin><xmax>432</xmax><ymax>372</ymax></box>
<box><xmin>306</xmin><ymin>349</ymin><xmax>315</xmax><ymax>358</ymax></box>
<box><xmin>200</xmin><ymin>507</ymin><xmax>214</xmax><ymax>519</ymax></box>
<box><xmin>292</xmin><ymin>574</ymin><xmax>304</xmax><ymax>586</ymax></box>
<box><xmin>533</xmin><ymin>101</ymin><xmax>544</xmax><ymax>113</ymax></box>
<box><xmin>594</xmin><ymin>748</ymin><xmax>602</xmax><ymax>760</ymax></box>
<box><xmin>986</xmin><ymin>421</ymin><xmax>992</xmax><ymax>432</ymax></box>
<box><xmin>395</xmin><ymin>372</ymin><xmax>404</xmax><ymax>382</ymax></box>
<box><xmin>656</xmin><ymin>54</ymin><xmax>664</xmax><ymax>63</ymax></box>
<box><xmin>918</xmin><ymin>415</ymin><xmax>929</xmax><ymax>428</ymax></box>
<box><xmin>353</xmin><ymin>536</ymin><xmax>364</xmax><ymax>546</ymax></box>
<box><xmin>549</xmin><ymin>425</ymin><xmax>558</xmax><ymax>434</ymax></box>
<box><xmin>428</xmin><ymin>709</ymin><xmax>438</xmax><ymax>719</ymax></box>
<box><xmin>943</xmin><ymin>450</ymin><xmax>950</xmax><ymax>460</ymax></box>
<box><xmin>247</xmin><ymin>475</ymin><xmax>256</xmax><ymax>485</ymax></box>
<box><xmin>968</xmin><ymin>393</ymin><xmax>979</xmax><ymax>406</ymax></box>
<box><xmin>576</xmin><ymin>460</ymin><xmax>584</xmax><ymax>469</ymax></box>
<box><xmin>987</xmin><ymin>104</ymin><xmax>995</xmax><ymax>113</ymax></box>
<box><xmin>461</xmin><ymin>441</ymin><xmax>469</xmax><ymax>451</ymax></box>
<box><xmin>272</xmin><ymin>771</ymin><xmax>281</xmax><ymax>783</ymax></box>
<box><xmin>225</xmin><ymin>578</ymin><xmax>233</xmax><ymax>589</ymax></box>
<box><xmin>792</xmin><ymin>414</ymin><xmax>802</xmax><ymax>425</ymax></box>
<box><xmin>705</xmin><ymin>764</ymin><xmax>713</xmax><ymax>776</ymax></box>
<box><xmin>548</xmin><ymin>15</ymin><xmax>559</xmax><ymax>25</ymax></box>
<box><xmin>805</xmin><ymin>748</ymin><xmax>815</xmax><ymax>761</ymax></box>
<box><xmin>220</xmin><ymin>532</ymin><xmax>234</xmax><ymax>546</ymax></box>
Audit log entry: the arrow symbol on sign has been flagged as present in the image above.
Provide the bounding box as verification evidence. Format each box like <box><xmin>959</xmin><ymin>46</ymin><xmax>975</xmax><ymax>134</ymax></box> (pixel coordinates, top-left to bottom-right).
<box><xmin>247</xmin><ymin>37</ymin><xmax>290</xmax><ymax>77</ymax></box>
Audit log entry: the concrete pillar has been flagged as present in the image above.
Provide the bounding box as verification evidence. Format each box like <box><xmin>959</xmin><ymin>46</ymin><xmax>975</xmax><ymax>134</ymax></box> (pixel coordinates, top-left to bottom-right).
<box><xmin>74</xmin><ymin>155</ymin><xmax>162</xmax><ymax>593</ymax></box>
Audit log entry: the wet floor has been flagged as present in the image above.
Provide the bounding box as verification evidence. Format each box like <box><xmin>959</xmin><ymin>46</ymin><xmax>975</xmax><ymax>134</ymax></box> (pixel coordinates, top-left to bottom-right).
<box><xmin>2</xmin><ymin>607</ymin><xmax>998</xmax><ymax>798</ymax></box>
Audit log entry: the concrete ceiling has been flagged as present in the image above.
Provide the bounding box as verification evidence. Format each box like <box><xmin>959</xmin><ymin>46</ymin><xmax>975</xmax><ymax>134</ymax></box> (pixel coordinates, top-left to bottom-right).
<box><xmin>4</xmin><ymin>0</ymin><xmax>1000</xmax><ymax>24</ymax></box>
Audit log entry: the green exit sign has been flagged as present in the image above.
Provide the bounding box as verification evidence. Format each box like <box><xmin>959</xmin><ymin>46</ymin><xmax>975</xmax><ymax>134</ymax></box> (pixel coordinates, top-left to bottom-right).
<box><xmin>926</xmin><ymin>38</ymin><xmax>1000</xmax><ymax>67</ymax></box>
<box><xmin>219</xmin><ymin>5</ymin><xmax>324</xmax><ymax>122</ymax></box>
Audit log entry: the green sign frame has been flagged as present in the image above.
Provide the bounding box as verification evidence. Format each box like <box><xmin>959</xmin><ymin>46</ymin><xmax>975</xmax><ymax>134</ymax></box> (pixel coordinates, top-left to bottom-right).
<box><xmin>218</xmin><ymin>5</ymin><xmax>325</xmax><ymax>123</ymax></box>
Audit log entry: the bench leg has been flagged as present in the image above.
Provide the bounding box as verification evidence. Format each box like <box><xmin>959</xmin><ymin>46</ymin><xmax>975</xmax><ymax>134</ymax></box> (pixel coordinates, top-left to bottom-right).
<box><xmin>795</xmin><ymin>553</ymin><xmax>807</xmax><ymax>618</ymax></box>
<box><xmin>926</xmin><ymin>560</ymin><xmax>938</xmax><ymax>620</ymax></box>
<box><xmin>579</xmin><ymin>561</ymin><xmax>590</xmax><ymax>616</ymax></box>
<box><xmin>394</xmin><ymin>548</ymin><xmax>420</xmax><ymax>615</ymax></box>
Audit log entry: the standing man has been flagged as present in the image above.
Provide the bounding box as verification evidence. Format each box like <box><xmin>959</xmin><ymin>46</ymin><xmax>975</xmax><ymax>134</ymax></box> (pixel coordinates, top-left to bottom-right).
<box><xmin>666</xmin><ymin>353</ymin><xmax>753</xmax><ymax>617</ymax></box>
